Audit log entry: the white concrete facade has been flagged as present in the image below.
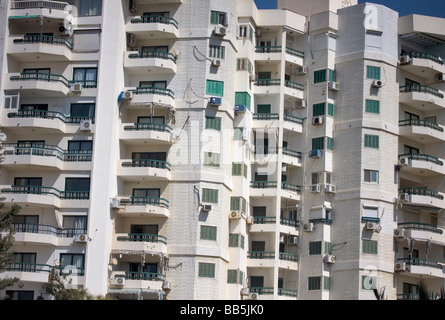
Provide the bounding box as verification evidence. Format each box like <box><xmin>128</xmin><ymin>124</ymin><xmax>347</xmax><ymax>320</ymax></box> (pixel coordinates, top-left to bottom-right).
<box><xmin>0</xmin><ymin>0</ymin><xmax>445</xmax><ymax>301</ymax></box>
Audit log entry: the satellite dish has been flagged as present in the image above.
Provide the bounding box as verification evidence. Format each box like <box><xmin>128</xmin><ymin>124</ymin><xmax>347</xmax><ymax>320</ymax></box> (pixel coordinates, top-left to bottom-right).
<box><xmin>0</xmin><ymin>133</ymin><xmax>7</xmax><ymax>142</ymax></box>
<box><xmin>112</xmin><ymin>258</ymin><xmax>118</xmax><ymax>265</ymax></box>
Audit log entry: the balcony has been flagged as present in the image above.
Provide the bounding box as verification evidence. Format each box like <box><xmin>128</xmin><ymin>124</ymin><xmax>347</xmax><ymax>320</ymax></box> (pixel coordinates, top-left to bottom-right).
<box><xmin>252</xmin><ymin>113</ymin><xmax>279</xmax><ymax>129</ymax></box>
<box><xmin>9</xmin><ymin>35</ymin><xmax>73</xmax><ymax>62</ymax></box>
<box><xmin>117</xmin><ymin>159</ymin><xmax>171</xmax><ymax>181</ymax></box>
<box><xmin>398</xmin><ymin>153</ymin><xmax>445</xmax><ymax>176</ymax></box>
<box><xmin>400</xmin><ymin>51</ymin><xmax>445</xmax><ymax>79</ymax></box>
<box><xmin>399</xmin><ymin>85</ymin><xmax>445</xmax><ymax>111</ymax></box>
<box><xmin>3</xmin><ymin>109</ymin><xmax>95</xmax><ymax>134</ymax></box>
<box><xmin>254</xmin><ymin>79</ymin><xmax>281</xmax><ymax>95</ymax></box>
<box><xmin>124</xmin><ymin>86</ymin><xmax>175</xmax><ymax>108</ymax></box>
<box><xmin>108</xmin><ymin>271</ymin><xmax>165</xmax><ymax>299</ymax></box>
<box><xmin>249</xmin><ymin>216</ymin><xmax>299</xmax><ymax>236</ymax></box>
<box><xmin>0</xmin><ymin>185</ymin><xmax>90</xmax><ymax>208</ymax></box>
<box><xmin>116</xmin><ymin>196</ymin><xmax>170</xmax><ymax>218</ymax></box>
<box><xmin>9</xmin><ymin>1</ymin><xmax>73</xmax><ymax>20</ymax></box>
<box><xmin>247</xmin><ymin>251</ymin><xmax>298</xmax><ymax>270</ymax></box>
<box><xmin>281</xmin><ymin>182</ymin><xmax>301</xmax><ymax>201</ymax></box>
<box><xmin>282</xmin><ymin>148</ymin><xmax>302</xmax><ymax>167</ymax></box>
<box><xmin>11</xmin><ymin>223</ymin><xmax>87</xmax><ymax>246</ymax></box>
<box><xmin>113</xmin><ymin>233</ymin><xmax>167</xmax><ymax>255</ymax></box>
<box><xmin>126</xmin><ymin>15</ymin><xmax>179</xmax><ymax>39</ymax></box>
<box><xmin>255</xmin><ymin>46</ymin><xmax>282</xmax><ymax>62</ymax></box>
<box><xmin>285</xmin><ymin>47</ymin><xmax>304</xmax><ymax>67</ymax></box>
<box><xmin>124</xmin><ymin>51</ymin><xmax>177</xmax><ymax>74</ymax></box>
<box><xmin>399</xmin><ymin>187</ymin><xmax>445</xmax><ymax>208</ymax></box>
<box><xmin>2</xmin><ymin>144</ymin><xmax>92</xmax><ymax>171</ymax></box>
<box><xmin>396</xmin><ymin>222</ymin><xmax>445</xmax><ymax>246</ymax></box>
<box><xmin>284</xmin><ymin>80</ymin><xmax>304</xmax><ymax>100</ymax></box>
<box><xmin>250</xmin><ymin>181</ymin><xmax>277</xmax><ymax>198</ymax></box>
<box><xmin>396</xmin><ymin>258</ymin><xmax>445</xmax><ymax>279</ymax></box>
<box><xmin>399</xmin><ymin>119</ymin><xmax>445</xmax><ymax>143</ymax></box>
<box><xmin>120</xmin><ymin>122</ymin><xmax>173</xmax><ymax>145</ymax></box>
<box><xmin>283</xmin><ymin>113</ymin><xmax>303</xmax><ymax>133</ymax></box>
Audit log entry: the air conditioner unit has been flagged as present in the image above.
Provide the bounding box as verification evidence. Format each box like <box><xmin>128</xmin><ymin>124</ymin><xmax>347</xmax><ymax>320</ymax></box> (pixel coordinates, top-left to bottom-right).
<box><xmin>230</xmin><ymin>211</ymin><xmax>241</xmax><ymax>219</ymax></box>
<box><xmin>395</xmin><ymin>262</ymin><xmax>406</xmax><ymax>271</ymax></box>
<box><xmin>325</xmin><ymin>184</ymin><xmax>336</xmax><ymax>193</ymax></box>
<box><xmin>127</xmin><ymin>33</ymin><xmax>136</xmax><ymax>47</ymax></box>
<box><xmin>74</xmin><ymin>234</ymin><xmax>88</xmax><ymax>243</ymax></box>
<box><xmin>163</xmin><ymin>281</ymin><xmax>172</xmax><ymax>290</ymax></box>
<box><xmin>398</xmin><ymin>157</ymin><xmax>409</xmax><ymax>166</ymax></box>
<box><xmin>110</xmin><ymin>197</ymin><xmax>123</xmax><ymax>209</ymax></box>
<box><xmin>295</xmin><ymin>100</ymin><xmax>306</xmax><ymax>109</ymax></box>
<box><xmin>366</xmin><ymin>222</ymin><xmax>379</xmax><ymax>230</ymax></box>
<box><xmin>80</xmin><ymin>119</ymin><xmax>92</xmax><ymax>132</ymax></box>
<box><xmin>235</xmin><ymin>105</ymin><xmax>247</xmax><ymax>113</ymax></box>
<box><xmin>113</xmin><ymin>277</ymin><xmax>126</xmax><ymax>286</ymax></box>
<box><xmin>296</xmin><ymin>66</ymin><xmax>308</xmax><ymax>75</ymax></box>
<box><xmin>202</xmin><ymin>204</ymin><xmax>212</xmax><ymax>212</ymax></box>
<box><xmin>122</xmin><ymin>90</ymin><xmax>133</xmax><ymax>101</ymax></box>
<box><xmin>400</xmin><ymin>55</ymin><xmax>411</xmax><ymax>65</ymax></box>
<box><xmin>399</xmin><ymin>193</ymin><xmax>410</xmax><ymax>202</ymax></box>
<box><xmin>303</xmin><ymin>222</ymin><xmax>314</xmax><ymax>232</ymax></box>
<box><xmin>328</xmin><ymin>81</ymin><xmax>339</xmax><ymax>91</ymax></box>
<box><xmin>394</xmin><ymin>228</ymin><xmax>406</xmax><ymax>238</ymax></box>
<box><xmin>309</xmin><ymin>149</ymin><xmax>322</xmax><ymax>159</ymax></box>
<box><xmin>70</xmin><ymin>83</ymin><xmax>83</xmax><ymax>93</ymax></box>
<box><xmin>372</xmin><ymin>79</ymin><xmax>383</xmax><ymax>88</ymax></box>
<box><xmin>247</xmin><ymin>292</ymin><xmax>258</xmax><ymax>300</ymax></box>
<box><xmin>246</xmin><ymin>216</ymin><xmax>254</xmax><ymax>225</ymax></box>
<box><xmin>435</xmin><ymin>73</ymin><xmax>445</xmax><ymax>82</ymax></box>
<box><xmin>310</xmin><ymin>184</ymin><xmax>321</xmax><ymax>193</ymax></box>
<box><xmin>280</xmin><ymin>235</ymin><xmax>285</xmax><ymax>243</ymax></box>
<box><xmin>209</xmin><ymin>97</ymin><xmax>222</xmax><ymax>106</ymax></box>
<box><xmin>312</xmin><ymin>116</ymin><xmax>324</xmax><ymax>125</ymax></box>
<box><xmin>215</xmin><ymin>26</ymin><xmax>227</xmax><ymax>36</ymax></box>
<box><xmin>129</xmin><ymin>0</ymin><xmax>137</xmax><ymax>13</ymax></box>
<box><xmin>324</xmin><ymin>254</ymin><xmax>336</xmax><ymax>263</ymax></box>
<box><xmin>212</xmin><ymin>59</ymin><xmax>221</xmax><ymax>67</ymax></box>
<box><xmin>58</xmin><ymin>25</ymin><xmax>71</xmax><ymax>36</ymax></box>
<box><xmin>288</xmin><ymin>236</ymin><xmax>298</xmax><ymax>245</ymax></box>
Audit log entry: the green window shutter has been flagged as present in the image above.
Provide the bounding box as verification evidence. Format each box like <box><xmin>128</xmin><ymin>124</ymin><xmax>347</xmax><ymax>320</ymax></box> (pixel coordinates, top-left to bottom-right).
<box><xmin>312</xmin><ymin>137</ymin><xmax>324</xmax><ymax>150</ymax></box>
<box><xmin>313</xmin><ymin>103</ymin><xmax>325</xmax><ymax>117</ymax></box>
<box><xmin>206</xmin><ymin>79</ymin><xmax>224</xmax><ymax>97</ymax></box>
<box><xmin>234</xmin><ymin>127</ymin><xmax>243</xmax><ymax>140</ymax></box>
<box><xmin>232</xmin><ymin>163</ymin><xmax>242</xmax><ymax>176</ymax></box>
<box><xmin>367</xmin><ymin>66</ymin><xmax>381</xmax><ymax>80</ymax></box>
<box><xmin>200</xmin><ymin>225</ymin><xmax>217</xmax><ymax>240</ymax></box>
<box><xmin>324</xmin><ymin>242</ymin><xmax>331</xmax><ymax>254</ymax></box>
<box><xmin>326</xmin><ymin>137</ymin><xmax>334</xmax><ymax>150</ymax></box>
<box><xmin>323</xmin><ymin>277</ymin><xmax>330</xmax><ymax>290</ymax></box>
<box><xmin>230</xmin><ymin>197</ymin><xmax>240</xmax><ymax>211</ymax></box>
<box><xmin>364</xmin><ymin>134</ymin><xmax>379</xmax><ymax>148</ymax></box>
<box><xmin>308</xmin><ymin>276</ymin><xmax>322</xmax><ymax>290</ymax></box>
<box><xmin>239</xmin><ymin>270</ymin><xmax>244</xmax><ymax>285</ymax></box>
<box><xmin>210</xmin><ymin>11</ymin><xmax>219</xmax><ymax>24</ymax></box>
<box><xmin>309</xmin><ymin>241</ymin><xmax>322</xmax><ymax>255</ymax></box>
<box><xmin>314</xmin><ymin>69</ymin><xmax>327</xmax><ymax>83</ymax></box>
<box><xmin>204</xmin><ymin>152</ymin><xmax>220</xmax><ymax>167</ymax></box>
<box><xmin>199</xmin><ymin>262</ymin><xmax>215</xmax><ymax>278</ymax></box>
<box><xmin>243</xmin><ymin>164</ymin><xmax>247</xmax><ymax>178</ymax></box>
<box><xmin>209</xmin><ymin>46</ymin><xmax>225</xmax><ymax>59</ymax></box>
<box><xmin>205</xmin><ymin>116</ymin><xmax>221</xmax><ymax>131</ymax></box>
<box><xmin>229</xmin><ymin>233</ymin><xmax>239</xmax><ymax>247</ymax></box>
<box><xmin>362</xmin><ymin>240</ymin><xmax>378</xmax><ymax>254</ymax></box>
<box><xmin>202</xmin><ymin>188</ymin><xmax>218</xmax><ymax>203</ymax></box>
<box><xmin>328</xmin><ymin>69</ymin><xmax>336</xmax><ymax>82</ymax></box>
<box><xmin>327</xmin><ymin>103</ymin><xmax>334</xmax><ymax>116</ymax></box>
<box><xmin>235</xmin><ymin>92</ymin><xmax>251</xmax><ymax>109</ymax></box>
<box><xmin>248</xmin><ymin>60</ymin><xmax>252</xmax><ymax>74</ymax></box>
<box><xmin>227</xmin><ymin>269</ymin><xmax>237</xmax><ymax>283</ymax></box>
<box><xmin>365</xmin><ymin>99</ymin><xmax>380</xmax><ymax>114</ymax></box>
<box><xmin>257</xmin><ymin>104</ymin><xmax>271</xmax><ymax>114</ymax></box>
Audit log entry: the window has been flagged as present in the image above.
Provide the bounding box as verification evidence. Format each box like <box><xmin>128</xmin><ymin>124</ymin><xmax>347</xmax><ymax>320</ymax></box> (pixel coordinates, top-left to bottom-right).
<box><xmin>230</xmin><ymin>197</ymin><xmax>247</xmax><ymax>212</ymax></box>
<box><xmin>72</xmin><ymin>30</ymin><xmax>101</xmax><ymax>52</ymax></box>
<box><xmin>229</xmin><ymin>234</ymin><xmax>244</xmax><ymax>248</ymax></box>
<box><xmin>202</xmin><ymin>188</ymin><xmax>218</xmax><ymax>204</ymax></box>
<box><xmin>238</xmin><ymin>24</ymin><xmax>254</xmax><ymax>40</ymax></box>
<box><xmin>311</xmin><ymin>172</ymin><xmax>332</xmax><ymax>185</ymax></box>
<box><xmin>60</xmin><ymin>253</ymin><xmax>85</xmax><ymax>275</ymax></box>
<box><xmin>362</xmin><ymin>240</ymin><xmax>378</xmax><ymax>254</ymax></box>
<box><xmin>234</xmin><ymin>127</ymin><xmax>243</xmax><ymax>140</ymax></box>
<box><xmin>68</xmin><ymin>140</ymin><xmax>93</xmax><ymax>159</ymax></box>
<box><xmin>364</xmin><ymin>170</ymin><xmax>379</xmax><ymax>183</ymax></box>
<box><xmin>312</xmin><ymin>137</ymin><xmax>333</xmax><ymax>150</ymax></box>
<box><xmin>365</xmin><ymin>99</ymin><xmax>380</xmax><ymax>114</ymax></box>
<box><xmin>308</xmin><ymin>276</ymin><xmax>322</xmax><ymax>290</ymax></box>
<box><xmin>312</xmin><ymin>103</ymin><xmax>325</xmax><ymax>117</ymax></box>
<box><xmin>63</xmin><ymin>216</ymin><xmax>87</xmax><ymax>235</ymax></box>
<box><xmin>364</xmin><ymin>134</ymin><xmax>379</xmax><ymax>148</ymax></box>
<box><xmin>13</xmin><ymin>215</ymin><xmax>39</xmax><ymax>233</ymax></box>
<box><xmin>366</xmin><ymin>66</ymin><xmax>381</xmax><ymax>80</ymax></box>
<box><xmin>198</xmin><ymin>262</ymin><xmax>215</xmax><ymax>278</ymax></box>
<box><xmin>366</xmin><ymin>30</ymin><xmax>382</xmax><ymax>48</ymax></box>
<box><xmin>64</xmin><ymin>178</ymin><xmax>90</xmax><ymax>199</ymax></box>
<box><xmin>237</xmin><ymin>58</ymin><xmax>253</xmax><ymax>74</ymax></box>
<box><xmin>4</xmin><ymin>93</ymin><xmax>19</xmax><ymax>109</ymax></box>
<box><xmin>227</xmin><ymin>270</ymin><xmax>238</xmax><ymax>283</ymax></box>
<box><xmin>209</xmin><ymin>45</ymin><xmax>225</xmax><ymax>59</ymax></box>
<box><xmin>205</xmin><ymin>116</ymin><xmax>221</xmax><ymax>131</ymax></box>
<box><xmin>309</xmin><ymin>241</ymin><xmax>322</xmax><ymax>255</ymax></box>
<box><xmin>206</xmin><ymin>80</ymin><xmax>224</xmax><ymax>97</ymax></box>
<box><xmin>70</xmin><ymin>103</ymin><xmax>95</xmax><ymax>120</ymax></box>
<box><xmin>235</xmin><ymin>92</ymin><xmax>251</xmax><ymax>110</ymax></box>
<box><xmin>204</xmin><ymin>152</ymin><xmax>220</xmax><ymax>167</ymax></box>
<box><xmin>73</xmin><ymin>68</ymin><xmax>97</xmax><ymax>88</ymax></box>
<box><xmin>324</xmin><ymin>277</ymin><xmax>330</xmax><ymax>290</ymax></box>
<box><xmin>363</xmin><ymin>206</ymin><xmax>379</xmax><ymax>222</ymax></box>
<box><xmin>79</xmin><ymin>0</ymin><xmax>102</xmax><ymax>16</ymax></box>
<box><xmin>232</xmin><ymin>163</ymin><xmax>247</xmax><ymax>178</ymax></box>
<box><xmin>200</xmin><ymin>225</ymin><xmax>217</xmax><ymax>241</ymax></box>
<box><xmin>210</xmin><ymin>10</ymin><xmax>227</xmax><ymax>25</ymax></box>
<box><xmin>314</xmin><ymin>69</ymin><xmax>326</xmax><ymax>83</ymax></box>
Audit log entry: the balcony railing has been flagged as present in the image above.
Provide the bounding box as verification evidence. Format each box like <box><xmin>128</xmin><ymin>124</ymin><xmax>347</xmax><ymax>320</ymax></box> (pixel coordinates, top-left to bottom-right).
<box><xmin>130</xmin><ymin>15</ymin><xmax>179</xmax><ymax>29</ymax></box>
<box><xmin>119</xmin><ymin>196</ymin><xmax>169</xmax><ymax>208</ymax></box>
<box><xmin>283</xmin><ymin>148</ymin><xmax>302</xmax><ymax>159</ymax></box>
<box><xmin>399</xmin><ymin>119</ymin><xmax>444</xmax><ymax>132</ymax></box>
<box><xmin>404</xmin><ymin>51</ymin><xmax>444</xmax><ymax>65</ymax></box>
<box><xmin>10</xmin><ymin>0</ymin><xmax>70</xmax><ymax>10</ymax></box>
<box><xmin>3</xmin><ymin>144</ymin><xmax>92</xmax><ymax>162</ymax></box>
<box><xmin>399</xmin><ymin>85</ymin><xmax>444</xmax><ymax>98</ymax></box>
<box><xmin>253</xmin><ymin>113</ymin><xmax>279</xmax><ymax>120</ymax></box>
<box><xmin>6</xmin><ymin>262</ymin><xmax>84</xmax><ymax>276</ymax></box>
<box><xmin>10</xmin><ymin>72</ymin><xmax>97</xmax><ymax>88</ymax></box>
<box><xmin>399</xmin><ymin>187</ymin><xmax>444</xmax><ymax>200</ymax></box>
<box><xmin>399</xmin><ymin>153</ymin><xmax>443</xmax><ymax>166</ymax></box>
<box><xmin>12</xmin><ymin>223</ymin><xmax>86</xmax><ymax>237</ymax></box>
<box><xmin>284</xmin><ymin>79</ymin><xmax>304</xmax><ymax>91</ymax></box>
<box><xmin>133</xmin><ymin>86</ymin><xmax>174</xmax><ymax>98</ymax></box>
<box><xmin>123</xmin><ymin>122</ymin><xmax>172</xmax><ymax>133</ymax></box>
<box><xmin>128</xmin><ymin>50</ymin><xmax>177</xmax><ymax>62</ymax></box>
<box><xmin>281</xmin><ymin>182</ymin><xmax>301</xmax><ymax>193</ymax></box>
<box><xmin>252</xmin><ymin>216</ymin><xmax>299</xmax><ymax>228</ymax></box>
<box><xmin>249</xmin><ymin>287</ymin><xmax>274</xmax><ymax>295</ymax></box>
<box><xmin>255</xmin><ymin>79</ymin><xmax>280</xmax><ymax>86</ymax></box>
<box><xmin>121</xmin><ymin>159</ymin><xmax>171</xmax><ymax>171</ymax></box>
<box><xmin>279</xmin><ymin>252</ymin><xmax>298</xmax><ymax>262</ymax></box>
<box><xmin>285</xmin><ymin>47</ymin><xmax>304</xmax><ymax>58</ymax></box>
<box><xmin>397</xmin><ymin>258</ymin><xmax>443</xmax><ymax>269</ymax></box>
<box><xmin>255</xmin><ymin>46</ymin><xmax>281</xmax><ymax>53</ymax></box>
<box><xmin>7</xmin><ymin>109</ymin><xmax>95</xmax><ymax>124</ymax></box>
<box><xmin>116</xmin><ymin>233</ymin><xmax>167</xmax><ymax>245</ymax></box>
<box><xmin>278</xmin><ymin>288</ymin><xmax>298</xmax><ymax>297</ymax></box>
<box><xmin>1</xmin><ymin>185</ymin><xmax>90</xmax><ymax>199</ymax></box>
<box><xmin>250</xmin><ymin>181</ymin><xmax>277</xmax><ymax>188</ymax></box>
<box><xmin>115</xmin><ymin>271</ymin><xmax>165</xmax><ymax>282</ymax></box>
<box><xmin>13</xmin><ymin>35</ymin><xmax>73</xmax><ymax>50</ymax></box>
<box><xmin>398</xmin><ymin>222</ymin><xmax>443</xmax><ymax>234</ymax></box>
<box><xmin>248</xmin><ymin>251</ymin><xmax>274</xmax><ymax>259</ymax></box>
<box><xmin>284</xmin><ymin>113</ymin><xmax>304</xmax><ymax>124</ymax></box>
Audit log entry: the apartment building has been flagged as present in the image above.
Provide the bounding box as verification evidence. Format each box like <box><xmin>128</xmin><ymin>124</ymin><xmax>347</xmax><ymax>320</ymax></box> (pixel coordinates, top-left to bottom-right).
<box><xmin>0</xmin><ymin>0</ymin><xmax>444</xmax><ymax>300</ymax></box>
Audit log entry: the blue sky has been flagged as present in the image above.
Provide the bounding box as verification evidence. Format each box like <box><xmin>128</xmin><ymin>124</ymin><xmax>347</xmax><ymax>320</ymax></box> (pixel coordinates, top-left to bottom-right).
<box><xmin>254</xmin><ymin>0</ymin><xmax>445</xmax><ymax>18</ymax></box>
